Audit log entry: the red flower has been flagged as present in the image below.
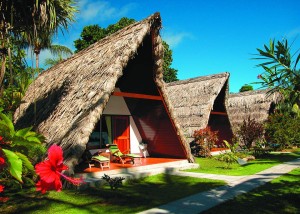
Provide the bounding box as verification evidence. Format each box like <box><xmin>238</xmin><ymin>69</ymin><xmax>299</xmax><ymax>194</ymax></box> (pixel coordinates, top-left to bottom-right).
<box><xmin>0</xmin><ymin>185</ymin><xmax>4</xmax><ymax>193</ymax></box>
<box><xmin>35</xmin><ymin>144</ymin><xmax>84</xmax><ymax>194</ymax></box>
<box><xmin>0</xmin><ymin>157</ymin><xmax>5</xmax><ymax>170</ymax></box>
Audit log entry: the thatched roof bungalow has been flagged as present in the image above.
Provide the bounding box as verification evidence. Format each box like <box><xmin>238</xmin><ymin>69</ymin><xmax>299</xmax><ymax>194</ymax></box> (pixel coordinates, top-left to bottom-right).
<box><xmin>165</xmin><ymin>72</ymin><xmax>233</xmax><ymax>146</ymax></box>
<box><xmin>14</xmin><ymin>13</ymin><xmax>194</xmax><ymax>173</ymax></box>
<box><xmin>228</xmin><ymin>89</ymin><xmax>281</xmax><ymax>135</ymax></box>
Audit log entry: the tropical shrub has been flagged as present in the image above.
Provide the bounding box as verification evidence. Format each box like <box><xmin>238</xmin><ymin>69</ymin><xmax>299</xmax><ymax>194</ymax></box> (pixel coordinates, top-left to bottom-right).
<box><xmin>237</xmin><ymin>117</ymin><xmax>264</xmax><ymax>149</ymax></box>
<box><xmin>215</xmin><ymin>152</ymin><xmax>237</xmax><ymax>169</ymax></box>
<box><xmin>191</xmin><ymin>126</ymin><xmax>219</xmax><ymax>157</ymax></box>
<box><xmin>265</xmin><ymin>112</ymin><xmax>300</xmax><ymax>150</ymax></box>
<box><xmin>0</xmin><ymin>111</ymin><xmax>45</xmax><ymax>192</ymax></box>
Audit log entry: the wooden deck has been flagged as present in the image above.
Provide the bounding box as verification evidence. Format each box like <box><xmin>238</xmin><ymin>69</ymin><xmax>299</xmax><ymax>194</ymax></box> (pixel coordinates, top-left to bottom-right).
<box><xmin>75</xmin><ymin>157</ymin><xmax>198</xmax><ymax>184</ymax></box>
<box><xmin>76</xmin><ymin>157</ymin><xmax>187</xmax><ymax>174</ymax></box>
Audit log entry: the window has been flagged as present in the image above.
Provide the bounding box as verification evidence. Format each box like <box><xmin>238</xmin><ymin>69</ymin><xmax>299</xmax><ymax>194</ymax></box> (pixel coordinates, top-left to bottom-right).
<box><xmin>87</xmin><ymin>115</ymin><xmax>113</xmax><ymax>149</ymax></box>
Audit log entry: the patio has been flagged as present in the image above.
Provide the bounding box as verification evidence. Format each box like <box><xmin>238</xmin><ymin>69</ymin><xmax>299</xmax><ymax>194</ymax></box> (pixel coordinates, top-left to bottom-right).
<box><xmin>75</xmin><ymin>157</ymin><xmax>199</xmax><ymax>186</ymax></box>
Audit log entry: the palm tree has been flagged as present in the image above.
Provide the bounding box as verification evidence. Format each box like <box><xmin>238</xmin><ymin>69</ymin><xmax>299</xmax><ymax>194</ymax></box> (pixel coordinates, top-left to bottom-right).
<box><xmin>0</xmin><ymin>0</ymin><xmax>78</xmax><ymax>86</ymax></box>
<box><xmin>27</xmin><ymin>0</ymin><xmax>77</xmax><ymax>70</ymax></box>
<box><xmin>44</xmin><ymin>44</ymin><xmax>73</xmax><ymax>68</ymax></box>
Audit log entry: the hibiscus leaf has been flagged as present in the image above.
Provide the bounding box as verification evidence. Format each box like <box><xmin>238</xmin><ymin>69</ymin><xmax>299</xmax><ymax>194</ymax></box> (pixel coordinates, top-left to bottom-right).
<box><xmin>2</xmin><ymin>149</ymin><xmax>23</xmax><ymax>183</ymax></box>
<box><xmin>15</xmin><ymin>152</ymin><xmax>34</xmax><ymax>172</ymax></box>
<box><xmin>15</xmin><ymin>127</ymin><xmax>33</xmax><ymax>138</ymax></box>
<box><xmin>0</xmin><ymin>113</ymin><xmax>15</xmax><ymax>135</ymax></box>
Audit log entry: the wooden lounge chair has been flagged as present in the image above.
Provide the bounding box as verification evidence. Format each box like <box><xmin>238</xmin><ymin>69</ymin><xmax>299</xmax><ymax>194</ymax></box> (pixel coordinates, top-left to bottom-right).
<box><xmin>83</xmin><ymin>150</ymin><xmax>110</xmax><ymax>170</ymax></box>
<box><xmin>91</xmin><ymin>155</ymin><xmax>110</xmax><ymax>170</ymax></box>
<box><xmin>108</xmin><ymin>144</ymin><xmax>141</xmax><ymax>164</ymax></box>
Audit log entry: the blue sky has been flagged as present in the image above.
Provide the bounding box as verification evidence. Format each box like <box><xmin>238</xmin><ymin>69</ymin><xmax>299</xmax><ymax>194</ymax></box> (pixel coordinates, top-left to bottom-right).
<box><xmin>44</xmin><ymin>0</ymin><xmax>300</xmax><ymax>93</ymax></box>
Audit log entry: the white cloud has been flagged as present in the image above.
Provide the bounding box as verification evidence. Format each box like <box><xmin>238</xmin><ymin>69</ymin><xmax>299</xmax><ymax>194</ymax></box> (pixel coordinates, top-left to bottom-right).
<box><xmin>162</xmin><ymin>31</ymin><xmax>194</xmax><ymax>49</ymax></box>
<box><xmin>78</xmin><ymin>0</ymin><xmax>136</xmax><ymax>23</ymax></box>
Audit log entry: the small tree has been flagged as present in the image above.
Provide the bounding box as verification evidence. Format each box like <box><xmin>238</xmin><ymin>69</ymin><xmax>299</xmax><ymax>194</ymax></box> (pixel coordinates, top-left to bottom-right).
<box><xmin>237</xmin><ymin>117</ymin><xmax>264</xmax><ymax>149</ymax></box>
<box><xmin>191</xmin><ymin>126</ymin><xmax>218</xmax><ymax>157</ymax></box>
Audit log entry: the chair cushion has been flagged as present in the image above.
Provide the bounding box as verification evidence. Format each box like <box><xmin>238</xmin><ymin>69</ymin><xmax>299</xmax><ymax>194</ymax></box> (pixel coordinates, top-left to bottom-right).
<box><xmin>124</xmin><ymin>154</ymin><xmax>141</xmax><ymax>158</ymax></box>
<box><xmin>92</xmin><ymin>155</ymin><xmax>109</xmax><ymax>162</ymax></box>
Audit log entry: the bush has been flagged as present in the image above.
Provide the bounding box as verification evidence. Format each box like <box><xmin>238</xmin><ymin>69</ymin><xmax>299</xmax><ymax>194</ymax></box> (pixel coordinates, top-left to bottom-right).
<box><xmin>265</xmin><ymin>112</ymin><xmax>300</xmax><ymax>149</ymax></box>
<box><xmin>215</xmin><ymin>152</ymin><xmax>237</xmax><ymax>169</ymax></box>
<box><xmin>237</xmin><ymin>117</ymin><xmax>264</xmax><ymax>149</ymax></box>
<box><xmin>191</xmin><ymin>126</ymin><xmax>218</xmax><ymax>157</ymax></box>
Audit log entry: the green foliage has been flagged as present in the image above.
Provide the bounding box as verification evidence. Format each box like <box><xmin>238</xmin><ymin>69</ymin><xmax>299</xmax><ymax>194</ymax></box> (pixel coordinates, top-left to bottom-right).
<box><xmin>223</xmin><ymin>140</ymin><xmax>239</xmax><ymax>153</ymax></box>
<box><xmin>215</xmin><ymin>152</ymin><xmax>237</xmax><ymax>169</ymax></box>
<box><xmin>0</xmin><ymin>40</ymin><xmax>35</xmax><ymax>114</ymax></box>
<box><xmin>237</xmin><ymin>117</ymin><xmax>264</xmax><ymax>149</ymax></box>
<box><xmin>74</xmin><ymin>17</ymin><xmax>178</xmax><ymax>83</ymax></box>
<box><xmin>254</xmin><ymin>38</ymin><xmax>300</xmax><ymax>106</ymax></box>
<box><xmin>162</xmin><ymin>41</ymin><xmax>178</xmax><ymax>82</ymax></box>
<box><xmin>214</xmin><ymin>140</ymin><xmax>240</xmax><ymax>169</ymax></box>
<box><xmin>265</xmin><ymin>112</ymin><xmax>300</xmax><ymax>149</ymax></box>
<box><xmin>239</xmin><ymin>84</ymin><xmax>253</xmax><ymax>92</ymax></box>
<box><xmin>2</xmin><ymin>149</ymin><xmax>23</xmax><ymax>183</ymax></box>
<box><xmin>74</xmin><ymin>17</ymin><xmax>136</xmax><ymax>52</ymax></box>
<box><xmin>44</xmin><ymin>44</ymin><xmax>73</xmax><ymax>68</ymax></box>
<box><xmin>192</xmin><ymin>126</ymin><xmax>219</xmax><ymax>157</ymax></box>
<box><xmin>0</xmin><ymin>111</ymin><xmax>45</xmax><ymax>189</ymax></box>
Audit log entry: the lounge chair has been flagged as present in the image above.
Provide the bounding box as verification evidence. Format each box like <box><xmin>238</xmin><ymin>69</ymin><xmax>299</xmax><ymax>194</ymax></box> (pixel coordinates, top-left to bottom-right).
<box><xmin>83</xmin><ymin>150</ymin><xmax>110</xmax><ymax>170</ymax></box>
<box><xmin>91</xmin><ymin>155</ymin><xmax>110</xmax><ymax>170</ymax></box>
<box><xmin>108</xmin><ymin>144</ymin><xmax>141</xmax><ymax>164</ymax></box>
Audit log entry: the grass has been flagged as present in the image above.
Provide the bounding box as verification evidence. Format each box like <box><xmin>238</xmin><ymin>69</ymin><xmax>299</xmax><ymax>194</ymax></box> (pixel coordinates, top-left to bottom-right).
<box><xmin>1</xmin><ymin>173</ymin><xmax>225</xmax><ymax>214</ymax></box>
<box><xmin>186</xmin><ymin>150</ymin><xmax>300</xmax><ymax>176</ymax></box>
<box><xmin>203</xmin><ymin>168</ymin><xmax>300</xmax><ymax>214</ymax></box>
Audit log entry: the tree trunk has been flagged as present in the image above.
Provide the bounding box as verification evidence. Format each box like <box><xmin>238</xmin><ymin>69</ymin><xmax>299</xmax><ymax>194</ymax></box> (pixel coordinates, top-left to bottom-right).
<box><xmin>0</xmin><ymin>55</ymin><xmax>6</xmax><ymax>89</ymax></box>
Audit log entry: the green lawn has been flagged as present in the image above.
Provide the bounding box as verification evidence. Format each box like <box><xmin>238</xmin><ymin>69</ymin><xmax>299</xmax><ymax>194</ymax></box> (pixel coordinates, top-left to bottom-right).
<box><xmin>203</xmin><ymin>168</ymin><xmax>300</xmax><ymax>214</ymax></box>
<box><xmin>186</xmin><ymin>150</ymin><xmax>300</xmax><ymax>176</ymax></box>
<box><xmin>1</xmin><ymin>174</ymin><xmax>225</xmax><ymax>214</ymax></box>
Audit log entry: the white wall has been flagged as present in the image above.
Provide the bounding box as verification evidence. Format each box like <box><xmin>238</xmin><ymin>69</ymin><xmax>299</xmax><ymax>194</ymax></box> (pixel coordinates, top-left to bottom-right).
<box><xmin>103</xmin><ymin>90</ymin><xmax>142</xmax><ymax>155</ymax></box>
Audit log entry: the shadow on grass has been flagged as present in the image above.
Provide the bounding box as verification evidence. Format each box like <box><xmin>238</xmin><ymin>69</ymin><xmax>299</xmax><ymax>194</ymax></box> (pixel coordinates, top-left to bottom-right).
<box><xmin>1</xmin><ymin>172</ymin><xmax>225</xmax><ymax>214</ymax></box>
<box><xmin>202</xmin><ymin>169</ymin><xmax>300</xmax><ymax>214</ymax></box>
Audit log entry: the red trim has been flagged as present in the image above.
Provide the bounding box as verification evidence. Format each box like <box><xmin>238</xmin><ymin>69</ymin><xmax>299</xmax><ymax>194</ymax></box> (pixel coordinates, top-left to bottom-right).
<box><xmin>113</xmin><ymin>91</ymin><xmax>162</xmax><ymax>100</ymax></box>
<box><xmin>211</xmin><ymin>111</ymin><xmax>227</xmax><ymax>116</ymax></box>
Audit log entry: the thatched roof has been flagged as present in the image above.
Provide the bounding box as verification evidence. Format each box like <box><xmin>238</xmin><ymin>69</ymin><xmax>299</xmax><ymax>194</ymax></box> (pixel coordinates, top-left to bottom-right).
<box><xmin>14</xmin><ymin>12</ymin><xmax>194</xmax><ymax>172</ymax></box>
<box><xmin>165</xmin><ymin>72</ymin><xmax>230</xmax><ymax>142</ymax></box>
<box><xmin>228</xmin><ymin>89</ymin><xmax>281</xmax><ymax>134</ymax></box>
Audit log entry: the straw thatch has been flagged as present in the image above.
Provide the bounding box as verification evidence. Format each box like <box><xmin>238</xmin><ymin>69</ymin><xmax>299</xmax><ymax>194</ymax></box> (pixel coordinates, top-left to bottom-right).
<box><xmin>14</xmin><ymin>12</ymin><xmax>194</xmax><ymax>173</ymax></box>
<box><xmin>165</xmin><ymin>72</ymin><xmax>230</xmax><ymax>143</ymax></box>
<box><xmin>228</xmin><ymin>89</ymin><xmax>281</xmax><ymax>135</ymax></box>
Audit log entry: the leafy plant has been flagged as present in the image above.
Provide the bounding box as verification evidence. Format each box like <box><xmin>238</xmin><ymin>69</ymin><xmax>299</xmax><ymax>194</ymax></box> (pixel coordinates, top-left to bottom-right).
<box><xmin>265</xmin><ymin>112</ymin><xmax>300</xmax><ymax>149</ymax></box>
<box><xmin>237</xmin><ymin>117</ymin><xmax>264</xmax><ymax>149</ymax></box>
<box><xmin>102</xmin><ymin>174</ymin><xmax>125</xmax><ymax>190</ymax></box>
<box><xmin>215</xmin><ymin>152</ymin><xmax>237</xmax><ymax>169</ymax></box>
<box><xmin>254</xmin><ymin>39</ymin><xmax>300</xmax><ymax>104</ymax></box>
<box><xmin>223</xmin><ymin>140</ymin><xmax>239</xmax><ymax>153</ymax></box>
<box><xmin>0</xmin><ymin>111</ymin><xmax>45</xmax><ymax>191</ymax></box>
<box><xmin>191</xmin><ymin>126</ymin><xmax>219</xmax><ymax>157</ymax></box>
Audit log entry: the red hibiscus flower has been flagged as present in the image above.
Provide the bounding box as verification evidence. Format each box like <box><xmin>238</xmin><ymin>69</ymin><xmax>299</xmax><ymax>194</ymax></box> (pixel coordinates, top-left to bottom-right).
<box><xmin>0</xmin><ymin>150</ymin><xmax>5</xmax><ymax>170</ymax></box>
<box><xmin>35</xmin><ymin>144</ymin><xmax>84</xmax><ymax>194</ymax></box>
<box><xmin>0</xmin><ymin>157</ymin><xmax>5</xmax><ymax>170</ymax></box>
